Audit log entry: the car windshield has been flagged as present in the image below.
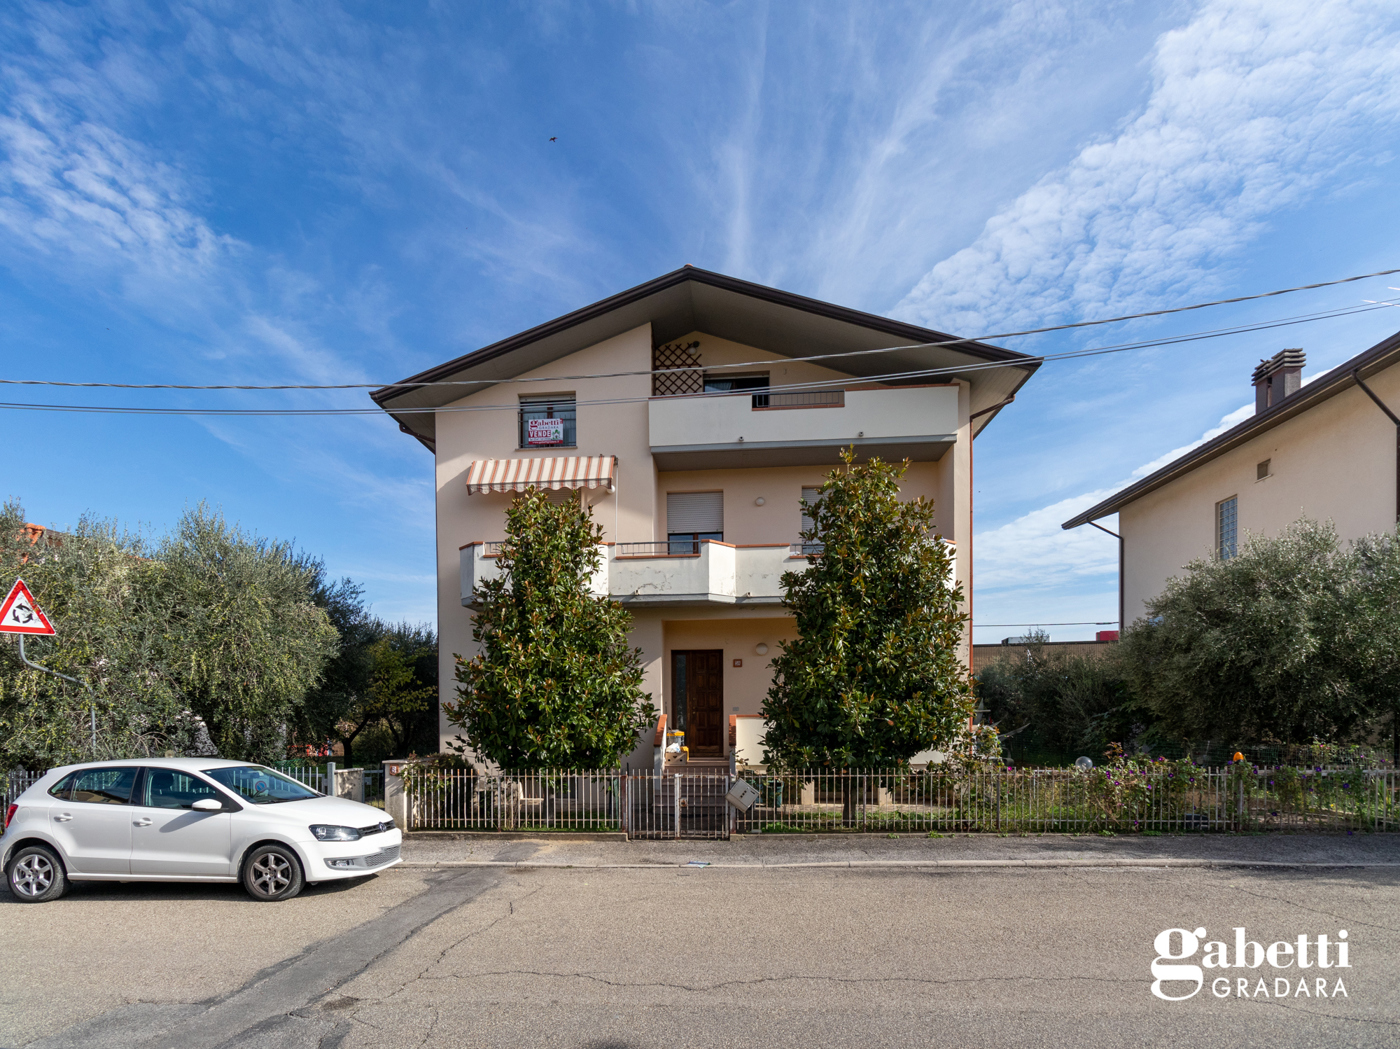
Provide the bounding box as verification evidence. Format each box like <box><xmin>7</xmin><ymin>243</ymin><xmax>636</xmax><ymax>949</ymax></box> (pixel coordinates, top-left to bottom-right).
<box><xmin>201</xmin><ymin>766</ymin><xmax>320</xmax><ymax>805</ymax></box>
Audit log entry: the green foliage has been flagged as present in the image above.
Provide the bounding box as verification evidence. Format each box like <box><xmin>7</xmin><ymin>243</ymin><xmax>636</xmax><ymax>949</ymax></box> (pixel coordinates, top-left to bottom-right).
<box><xmin>0</xmin><ymin>500</ymin><xmax>337</xmax><ymax>768</ymax></box>
<box><xmin>1120</xmin><ymin>519</ymin><xmax>1400</xmax><ymax>745</ymax></box>
<box><xmin>445</xmin><ymin>490</ymin><xmax>655</xmax><ymax>769</ymax></box>
<box><xmin>295</xmin><ymin>575</ymin><xmax>439</xmax><ymax>767</ymax></box>
<box><xmin>148</xmin><ymin>507</ymin><xmax>339</xmax><ymax>761</ymax></box>
<box><xmin>760</xmin><ymin>452</ymin><xmax>973</xmax><ymax>769</ymax></box>
<box><xmin>975</xmin><ymin>634</ymin><xmax>1140</xmax><ymax>763</ymax></box>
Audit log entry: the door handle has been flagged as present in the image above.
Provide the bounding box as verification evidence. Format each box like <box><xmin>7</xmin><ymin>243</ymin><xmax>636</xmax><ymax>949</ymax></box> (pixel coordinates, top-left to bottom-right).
<box><xmin>133</xmin><ymin>818</ymin><xmax>153</xmax><ymax>827</ymax></box>
<box><xmin>53</xmin><ymin>813</ymin><xmax>73</xmax><ymax>822</ymax></box>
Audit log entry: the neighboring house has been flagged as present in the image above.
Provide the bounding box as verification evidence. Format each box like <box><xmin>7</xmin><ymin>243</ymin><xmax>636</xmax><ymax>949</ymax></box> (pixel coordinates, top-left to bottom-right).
<box><xmin>1063</xmin><ymin>328</ymin><xmax>1400</xmax><ymax>627</ymax></box>
<box><xmin>373</xmin><ymin>267</ymin><xmax>1039</xmax><ymax>767</ymax></box>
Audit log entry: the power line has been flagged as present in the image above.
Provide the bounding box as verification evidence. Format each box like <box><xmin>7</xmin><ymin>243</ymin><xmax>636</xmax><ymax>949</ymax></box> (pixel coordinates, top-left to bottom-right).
<box><xmin>2</xmin><ymin>266</ymin><xmax>1396</xmax><ymax>393</ymax></box>
<box><xmin>1</xmin><ymin>297</ymin><xmax>1393</xmax><ymax>417</ymax></box>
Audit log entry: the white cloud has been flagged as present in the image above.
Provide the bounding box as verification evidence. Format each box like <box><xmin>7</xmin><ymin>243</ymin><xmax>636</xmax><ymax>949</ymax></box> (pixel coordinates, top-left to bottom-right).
<box><xmin>0</xmin><ymin>88</ymin><xmax>233</xmax><ymax>286</ymax></box>
<box><xmin>896</xmin><ymin>0</ymin><xmax>1400</xmax><ymax>334</ymax></box>
<box><xmin>975</xmin><ymin>402</ymin><xmax>1251</xmax><ymax>598</ymax></box>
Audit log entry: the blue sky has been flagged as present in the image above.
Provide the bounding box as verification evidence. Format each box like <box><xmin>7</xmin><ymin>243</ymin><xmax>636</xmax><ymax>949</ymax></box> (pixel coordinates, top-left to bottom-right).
<box><xmin>3</xmin><ymin>1</ymin><xmax>1399</xmax><ymax>642</ymax></box>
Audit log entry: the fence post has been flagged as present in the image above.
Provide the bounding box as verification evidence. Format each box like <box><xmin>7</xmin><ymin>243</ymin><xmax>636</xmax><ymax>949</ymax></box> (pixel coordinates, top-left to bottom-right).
<box><xmin>383</xmin><ymin>760</ymin><xmax>407</xmax><ymax>830</ymax></box>
<box><xmin>325</xmin><ymin>761</ymin><xmax>336</xmax><ymax>797</ymax></box>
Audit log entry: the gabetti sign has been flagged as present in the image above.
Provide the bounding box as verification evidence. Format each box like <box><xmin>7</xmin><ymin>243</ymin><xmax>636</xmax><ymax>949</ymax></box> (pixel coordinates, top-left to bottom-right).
<box><xmin>526</xmin><ymin>417</ymin><xmax>565</xmax><ymax>445</ymax></box>
<box><xmin>1152</xmin><ymin>927</ymin><xmax>1350</xmax><ymax>1000</ymax></box>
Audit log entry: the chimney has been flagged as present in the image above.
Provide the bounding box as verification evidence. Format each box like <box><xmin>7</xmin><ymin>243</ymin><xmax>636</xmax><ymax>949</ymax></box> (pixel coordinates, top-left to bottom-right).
<box><xmin>1252</xmin><ymin>349</ymin><xmax>1305</xmax><ymax>414</ymax></box>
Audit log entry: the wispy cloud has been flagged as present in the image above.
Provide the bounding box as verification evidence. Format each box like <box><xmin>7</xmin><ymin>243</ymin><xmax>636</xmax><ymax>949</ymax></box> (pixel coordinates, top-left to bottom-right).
<box><xmin>896</xmin><ymin>0</ymin><xmax>1400</xmax><ymax>334</ymax></box>
<box><xmin>975</xmin><ymin>401</ymin><xmax>1257</xmax><ymax>604</ymax></box>
<box><xmin>0</xmin><ymin>89</ymin><xmax>233</xmax><ymax>288</ymax></box>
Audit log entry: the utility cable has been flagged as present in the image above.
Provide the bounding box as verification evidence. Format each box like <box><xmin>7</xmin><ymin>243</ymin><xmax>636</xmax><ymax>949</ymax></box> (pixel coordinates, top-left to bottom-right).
<box><xmin>1</xmin><ymin>297</ymin><xmax>1394</xmax><ymax>417</ymax></box>
<box><xmin>1</xmin><ymin>266</ymin><xmax>1396</xmax><ymax>393</ymax></box>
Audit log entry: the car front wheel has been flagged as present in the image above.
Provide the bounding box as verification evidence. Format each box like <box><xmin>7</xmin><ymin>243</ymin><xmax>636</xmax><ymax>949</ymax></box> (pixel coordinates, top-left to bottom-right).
<box><xmin>7</xmin><ymin>844</ymin><xmax>67</xmax><ymax>903</ymax></box>
<box><xmin>242</xmin><ymin>844</ymin><xmax>304</xmax><ymax>902</ymax></box>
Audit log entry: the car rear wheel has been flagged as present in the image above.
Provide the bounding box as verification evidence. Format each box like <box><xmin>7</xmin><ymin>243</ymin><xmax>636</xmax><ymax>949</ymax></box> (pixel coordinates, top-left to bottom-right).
<box><xmin>7</xmin><ymin>845</ymin><xmax>67</xmax><ymax>903</ymax></box>
<box><xmin>242</xmin><ymin>845</ymin><xmax>304</xmax><ymax>902</ymax></box>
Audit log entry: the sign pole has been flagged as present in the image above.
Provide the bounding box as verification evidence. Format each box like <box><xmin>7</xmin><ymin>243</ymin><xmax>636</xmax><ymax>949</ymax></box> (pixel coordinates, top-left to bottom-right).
<box><xmin>16</xmin><ymin>634</ymin><xmax>95</xmax><ymax>755</ymax></box>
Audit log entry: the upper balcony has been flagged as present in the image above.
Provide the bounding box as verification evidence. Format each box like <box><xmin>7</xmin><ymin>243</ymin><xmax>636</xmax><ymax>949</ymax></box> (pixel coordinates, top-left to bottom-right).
<box><xmin>648</xmin><ymin>384</ymin><xmax>960</xmax><ymax>470</ymax></box>
<box><xmin>461</xmin><ymin>540</ymin><xmax>805</xmax><ymax>609</ymax></box>
<box><xmin>461</xmin><ymin>537</ymin><xmax>955</xmax><ymax>609</ymax></box>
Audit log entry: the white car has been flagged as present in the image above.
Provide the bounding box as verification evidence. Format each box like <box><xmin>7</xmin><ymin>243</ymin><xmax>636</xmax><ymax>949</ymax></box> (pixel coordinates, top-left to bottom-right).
<box><xmin>1</xmin><ymin>758</ymin><xmax>401</xmax><ymax>902</ymax></box>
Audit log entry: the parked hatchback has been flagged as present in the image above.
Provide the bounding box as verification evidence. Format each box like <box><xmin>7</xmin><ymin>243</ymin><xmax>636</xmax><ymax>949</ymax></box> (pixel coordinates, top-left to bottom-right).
<box><xmin>2</xmin><ymin>758</ymin><xmax>401</xmax><ymax>902</ymax></box>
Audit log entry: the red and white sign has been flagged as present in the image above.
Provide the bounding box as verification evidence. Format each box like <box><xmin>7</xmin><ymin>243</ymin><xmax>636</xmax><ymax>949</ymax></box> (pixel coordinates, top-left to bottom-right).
<box><xmin>0</xmin><ymin>578</ymin><xmax>56</xmax><ymax>635</ymax></box>
<box><xmin>526</xmin><ymin>417</ymin><xmax>565</xmax><ymax>445</ymax></box>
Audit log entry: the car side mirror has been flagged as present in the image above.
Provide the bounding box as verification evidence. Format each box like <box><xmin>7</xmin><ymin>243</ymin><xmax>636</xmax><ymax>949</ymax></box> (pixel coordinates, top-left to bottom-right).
<box><xmin>191</xmin><ymin>798</ymin><xmax>224</xmax><ymax>812</ymax></box>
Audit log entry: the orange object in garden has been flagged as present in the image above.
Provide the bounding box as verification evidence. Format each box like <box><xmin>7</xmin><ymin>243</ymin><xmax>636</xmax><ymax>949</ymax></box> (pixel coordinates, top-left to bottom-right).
<box><xmin>1233</xmin><ymin>751</ymin><xmax>1245</xmax><ymax>762</ymax></box>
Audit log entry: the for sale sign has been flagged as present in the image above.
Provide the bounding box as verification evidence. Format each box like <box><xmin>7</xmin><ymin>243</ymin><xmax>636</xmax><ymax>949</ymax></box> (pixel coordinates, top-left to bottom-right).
<box><xmin>526</xmin><ymin>417</ymin><xmax>565</xmax><ymax>445</ymax></box>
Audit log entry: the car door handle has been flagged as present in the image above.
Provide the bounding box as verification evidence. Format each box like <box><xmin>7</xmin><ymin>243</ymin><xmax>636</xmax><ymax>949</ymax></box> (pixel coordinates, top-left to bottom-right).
<box><xmin>53</xmin><ymin>813</ymin><xmax>73</xmax><ymax>822</ymax></box>
<box><xmin>133</xmin><ymin>818</ymin><xmax>153</xmax><ymax>827</ymax></box>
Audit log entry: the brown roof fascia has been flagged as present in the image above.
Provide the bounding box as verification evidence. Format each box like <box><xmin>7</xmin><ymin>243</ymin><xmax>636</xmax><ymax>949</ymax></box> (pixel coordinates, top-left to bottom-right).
<box><xmin>1061</xmin><ymin>325</ymin><xmax>1400</xmax><ymax>530</ymax></box>
<box><xmin>370</xmin><ymin>266</ymin><xmax>1036</xmax><ymax>409</ymax></box>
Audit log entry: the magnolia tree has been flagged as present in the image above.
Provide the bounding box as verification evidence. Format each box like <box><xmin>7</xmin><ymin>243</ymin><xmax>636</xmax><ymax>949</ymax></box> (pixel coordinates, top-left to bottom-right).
<box><xmin>445</xmin><ymin>490</ymin><xmax>655</xmax><ymax>770</ymax></box>
<box><xmin>1121</xmin><ymin>518</ymin><xmax>1400</xmax><ymax>758</ymax></box>
<box><xmin>760</xmin><ymin>453</ymin><xmax>973</xmax><ymax>779</ymax></box>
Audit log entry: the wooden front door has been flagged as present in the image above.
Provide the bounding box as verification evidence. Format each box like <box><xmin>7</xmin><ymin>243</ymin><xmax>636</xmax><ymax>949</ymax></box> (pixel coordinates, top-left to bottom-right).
<box><xmin>674</xmin><ymin>650</ymin><xmax>724</xmax><ymax>755</ymax></box>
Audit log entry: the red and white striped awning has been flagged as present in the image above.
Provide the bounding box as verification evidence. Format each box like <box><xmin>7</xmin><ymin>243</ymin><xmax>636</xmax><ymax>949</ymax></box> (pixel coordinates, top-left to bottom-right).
<box><xmin>465</xmin><ymin>455</ymin><xmax>617</xmax><ymax>495</ymax></box>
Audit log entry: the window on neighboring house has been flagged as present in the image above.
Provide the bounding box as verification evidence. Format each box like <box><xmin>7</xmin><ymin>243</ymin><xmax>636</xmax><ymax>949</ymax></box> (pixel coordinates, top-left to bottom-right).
<box><xmin>704</xmin><ymin>372</ymin><xmax>770</xmax><ymax>407</ymax></box>
<box><xmin>1257</xmin><ymin>459</ymin><xmax>1271</xmax><ymax>480</ymax></box>
<box><xmin>1217</xmin><ymin>496</ymin><xmax>1238</xmax><ymax>560</ymax></box>
<box><xmin>667</xmin><ymin>491</ymin><xmax>723</xmax><ymax>554</ymax></box>
<box><xmin>799</xmin><ymin>486</ymin><xmax>825</xmax><ymax>554</ymax></box>
<box><xmin>519</xmin><ymin>395</ymin><xmax>576</xmax><ymax>448</ymax></box>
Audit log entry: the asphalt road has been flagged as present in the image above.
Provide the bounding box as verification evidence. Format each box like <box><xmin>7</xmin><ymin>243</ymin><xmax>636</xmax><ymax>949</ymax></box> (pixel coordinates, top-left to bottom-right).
<box><xmin>3</xmin><ymin>837</ymin><xmax>1397</xmax><ymax>1048</ymax></box>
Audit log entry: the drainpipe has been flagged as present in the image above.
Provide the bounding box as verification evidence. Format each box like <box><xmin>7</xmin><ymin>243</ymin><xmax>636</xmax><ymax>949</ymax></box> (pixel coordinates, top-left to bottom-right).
<box><xmin>1351</xmin><ymin>368</ymin><xmax>1400</xmax><ymax>766</ymax></box>
<box><xmin>1086</xmin><ymin>519</ymin><xmax>1124</xmax><ymax>638</ymax></box>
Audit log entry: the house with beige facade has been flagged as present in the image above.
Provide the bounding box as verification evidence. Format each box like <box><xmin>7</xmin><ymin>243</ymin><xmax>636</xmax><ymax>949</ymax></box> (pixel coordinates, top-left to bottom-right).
<box><xmin>373</xmin><ymin>267</ymin><xmax>1038</xmax><ymax>768</ymax></box>
<box><xmin>1063</xmin><ymin>328</ymin><xmax>1400</xmax><ymax>626</ymax></box>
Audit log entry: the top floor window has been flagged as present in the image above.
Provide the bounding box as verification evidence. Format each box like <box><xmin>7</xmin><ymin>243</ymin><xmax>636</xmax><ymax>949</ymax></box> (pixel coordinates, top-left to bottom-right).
<box><xmin>519</xmin><ymin>395</ymin><xmax>576</xmax><ymax>448</ymax></box>
<box><xmin>704</xmin><ymin>373</ymin><xmax>770</xmax><ymax>408</ymax></box>
<box><xmin>1217</xmin><ymin>496</ymin><xmax>1237</xmax><ymax>560</ymax></box>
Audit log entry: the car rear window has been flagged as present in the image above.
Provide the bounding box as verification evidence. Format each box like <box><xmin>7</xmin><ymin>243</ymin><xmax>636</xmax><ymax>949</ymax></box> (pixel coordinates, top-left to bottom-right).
<box><xmin>47</xmin><ymin>773</ymin><xmax>76</xmax><ymax>800</ymax></box>
<box><xmin>68</xmin><ymin>767</ymin><xmax>138</xmax><ymax>805</ymax></box>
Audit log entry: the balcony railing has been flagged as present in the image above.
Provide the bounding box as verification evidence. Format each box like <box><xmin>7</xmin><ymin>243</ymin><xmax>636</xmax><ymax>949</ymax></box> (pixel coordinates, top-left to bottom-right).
<box><xmin>754</xmin><ymin>389</ymin><xmax>844</xmax><ymax>409</ymax></box>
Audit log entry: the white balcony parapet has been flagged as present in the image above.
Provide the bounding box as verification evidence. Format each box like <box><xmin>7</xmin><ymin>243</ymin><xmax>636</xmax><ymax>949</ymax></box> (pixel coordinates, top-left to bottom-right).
<box><xmin>648</xmin><ymin>383</ymin><xmax>960</xmax><ymax>470</ymax></box>
<box><xmin>460</xmin><ymin>540</ymin><xmax>803</xmax><ymax>608</ymax></box>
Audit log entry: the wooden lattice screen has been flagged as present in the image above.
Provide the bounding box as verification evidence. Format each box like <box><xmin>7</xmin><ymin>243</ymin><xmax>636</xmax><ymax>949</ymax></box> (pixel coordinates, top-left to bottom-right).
<box><xmin>652</xmin><ymin>340</ymin><xmax>703</xmax><ymax>397</ymax></box>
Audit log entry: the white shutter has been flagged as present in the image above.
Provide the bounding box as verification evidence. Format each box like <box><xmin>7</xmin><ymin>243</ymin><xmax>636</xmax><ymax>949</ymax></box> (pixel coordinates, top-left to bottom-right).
<box><xmin>800</xmin><ymin>487</ymin><xmax>823</xmax><ymax>532</ymax></box>
<box><xmin>667</xmin><ymin>491</ymin><xmax>723</xmax><ymax>534</ymax></box>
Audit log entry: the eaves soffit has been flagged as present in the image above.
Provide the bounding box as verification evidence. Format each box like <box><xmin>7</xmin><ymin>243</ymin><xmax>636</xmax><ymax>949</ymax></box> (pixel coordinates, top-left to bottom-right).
<box><xmin>372</xmin><ymin>269</ymin><xmax>1040</xmax><ymax>421</ymax></box>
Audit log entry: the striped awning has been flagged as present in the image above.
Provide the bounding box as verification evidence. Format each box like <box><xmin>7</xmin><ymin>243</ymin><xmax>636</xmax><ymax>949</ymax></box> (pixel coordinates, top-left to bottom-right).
<box><xmin>466</xmin><ymin>455</ymin><xmax>617</xmax><ymax>495</ymax></box>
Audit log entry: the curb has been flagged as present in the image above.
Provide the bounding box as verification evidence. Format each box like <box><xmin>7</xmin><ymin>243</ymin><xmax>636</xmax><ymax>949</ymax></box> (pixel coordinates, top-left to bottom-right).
<box><xmin>399</xmin><ymin>858</ymin><xmax>1400</xmax><ymax>870</ymax></box>
<box><xmin>406</xmin><ymin>831</ymin><xmax>628</xmax><ymax>842</ymax></box>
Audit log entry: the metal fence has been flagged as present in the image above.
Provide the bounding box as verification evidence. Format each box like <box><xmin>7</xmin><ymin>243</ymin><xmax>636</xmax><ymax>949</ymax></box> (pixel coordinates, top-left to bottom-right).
<box><xmin>272</xmin><ymin>762</ymin><xmax>331</xmax><ymax>793</ymax></box>
<box><xmin>730</xmin><ymin>766</ymin><xmax>1400</xmax><ymax>835</ymax></box>
<box><xmin>406</xmin><ymin>769</ymin><xmax>622</xmax><ymax>832</ymax></box>
<box><xmin>402</xmin><ymin>764</ymin><xmax>1400</xmax><ymax>837</ymax></box>
<box><xmin>4</xmin><ymin>771</ymin><xmax>42</xmax><ymax>813</ymax></box>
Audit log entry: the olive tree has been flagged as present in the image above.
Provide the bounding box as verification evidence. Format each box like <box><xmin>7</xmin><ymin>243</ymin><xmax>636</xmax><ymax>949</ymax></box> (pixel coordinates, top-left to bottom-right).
<box><xmin>1120</xmin><ymin>519</ymin><xmax>1400</xmax><ymax>757</ymax></box>
<box><xmin>0</xmin><ymin>500</ymin><xmax>338</xmax><ymax>767</ymax></box>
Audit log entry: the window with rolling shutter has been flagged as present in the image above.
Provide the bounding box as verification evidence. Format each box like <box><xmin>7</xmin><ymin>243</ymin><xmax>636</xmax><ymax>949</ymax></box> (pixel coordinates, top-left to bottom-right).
<box><xmin>666</xmin><ymin>491</ymin><xmax>723</xmax><ymax>553</ymax></box>
<box><xmin>799</xmin><ymin>486</ymin><xmax>824</xmax><ymax>554</ymax></box>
